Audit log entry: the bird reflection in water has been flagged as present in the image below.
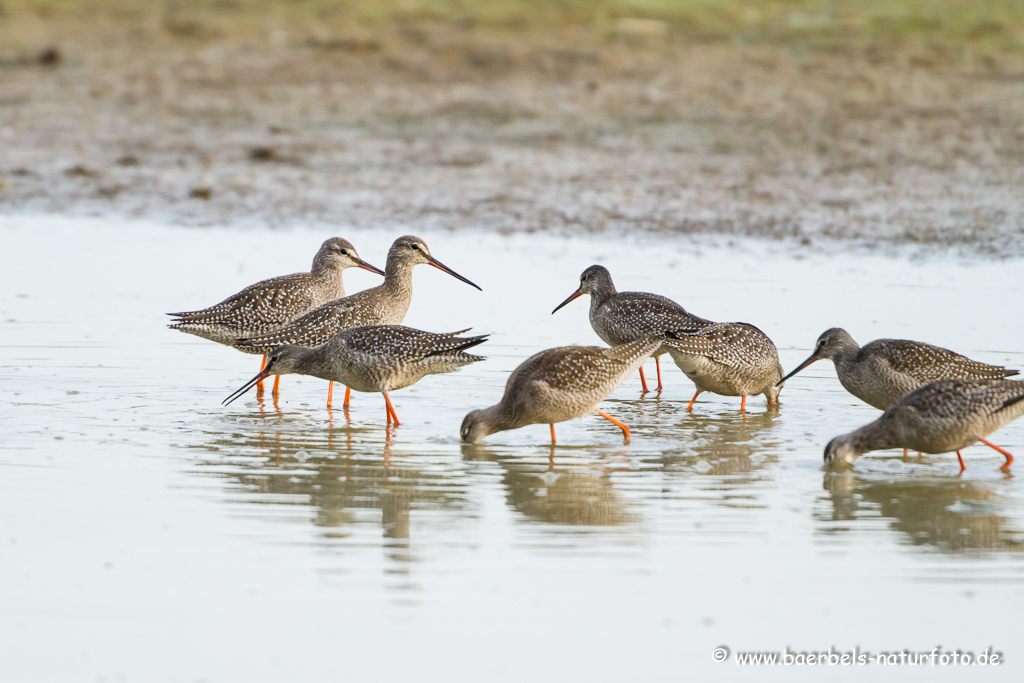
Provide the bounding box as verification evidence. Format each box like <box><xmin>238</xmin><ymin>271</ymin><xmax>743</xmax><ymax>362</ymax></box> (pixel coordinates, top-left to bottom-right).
<box><xmin>820</xmin><ymin>473</ymin><xmax>1024</xmax><ymax>553</ymax></box>
<box><xmin>189</xmin><ymin>425</ymin><xmax>472</xmax><ymax>567</ymax></box>
<box><xmin>656</xmin><ymin>407</ymin><xmax>782</xmax><ymax>478</ymax></box>
<box><xmin>464</xmin><ymin>445</ymin><xmax>636</xmax><ymax>526</ymax></box>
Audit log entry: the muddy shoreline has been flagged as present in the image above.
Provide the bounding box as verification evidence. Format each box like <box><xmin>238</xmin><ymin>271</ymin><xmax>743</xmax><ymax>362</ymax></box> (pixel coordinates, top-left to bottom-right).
<box><xmin>2</xmin><ymin>30</ymin><xmax>1023</xmax><ymax>255</ymax></box>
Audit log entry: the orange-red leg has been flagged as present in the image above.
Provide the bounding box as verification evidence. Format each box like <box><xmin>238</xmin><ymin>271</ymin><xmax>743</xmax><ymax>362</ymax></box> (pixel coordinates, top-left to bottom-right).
<box><xmin>597</xmin><ymin>411</ymin><xmax>631</xmax><ymax>444</ymax></box>
<box><xmin>639</xmin><ymin>366</ymin><xmax>650</xmax><ymax>394</ymax></box>
<box><xmin>344</xmin><ymin>387</ymin><xmax>352</xmax><ymax>409</ymax></box>
<box><xmin>956</xmin><ymin>451</ymin><xmax>966</xmax><ymax>471</ymax></box>
<box><xmin>327</xmin><ymin>381</ymin><xmax>334</xmax><ymax>408</ymax></box>
<box><xmin>257</xmin><ymin>355</ymin><xmax>267</xmax><ymax>394</ymax></box>
<box><xmin>655</xmin><ymin>356</ymin><xmax>664</xmax><ymax>393</ymax></box>
<box><xmin>272</xmin><ymin>374</ymin><xmax>280</xmax><ymax>397</ymax></box>
<box><xmin>979</xmin><ymin>438</ymin><xmax>1014</xmax><ymax>469</ymax></box>
<box><xmin>740</xmin><ymin>395</ymin><xmax>747</xmax><ymax>412</ymax></box>
<box><xmin>903</xmin><ymin>448</ymin><xmax>909</xmax><ymax>458</ymax></box>
<box><xmin>686</xmin><ymin>390</ymin><xmax>700</xmax><ymax>412</ymax></box>
<box><xmin>383</xmin><ymin>393</ymin><xmax>401</xmax><ymax>426</ymax></box>
<box><xmin>549</xmin><ymin>423</ymin><xmax>556</xmax><ymax>444</ymax></box>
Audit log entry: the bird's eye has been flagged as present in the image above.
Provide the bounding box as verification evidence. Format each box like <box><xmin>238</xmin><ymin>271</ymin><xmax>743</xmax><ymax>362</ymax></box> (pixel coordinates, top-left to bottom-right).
<box><xmin>819</xmin><ymin>339</ymin><xmax>828</xmax><ymax>347</ymax></box>
<box><xmin>411</xmin><ymin>243</ymin><xmax>420</xmax><ymax>251</ymax></box>
<box><xmin>271</xmin><ymin>355</ymin><xmax>280</xmax><ymax>362</ymax></box>
<box><xmin>339</xmin><ymin>249</ymin><xmax>348</xmax><ymax>255</ymax></box>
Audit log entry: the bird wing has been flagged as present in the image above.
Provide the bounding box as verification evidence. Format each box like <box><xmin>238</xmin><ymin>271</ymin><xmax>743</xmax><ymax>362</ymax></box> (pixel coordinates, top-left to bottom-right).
<box><xmin>597</xmin><ymin>293</ymin><xmax>711</xmax><ymax>342</ymax></box>
<box><xmin>862</xmin><ymin>339</ymin><xmax>1017</xmax><ymax>382</ymax></box>
<box><xmin>897</xmin><ymin>378</ymin><xmax>1024</xmax><ymax>418</ymax></box>
<box><xmin>169</xmin><ymin>272</ymin><xmax>313</xmax><ymax>328</ymax></box>
<box><xmin>338</xmin><ymin>326</ymin><xmax>487</xmax><ymax>361</ymax></box>
<box><xmin>234</xmin><ymin>291</ymin><xmax>387</xmax><ymax>350</ymax></box>
<box><xmin>508</xmin><ymin>346</ymin><xmax>629</xmax><ymax>395</ymax></box>
<box><xmin>665</xmin><ymin>323</ymin><xmax>777</xmax><ymax>371</ymax></box>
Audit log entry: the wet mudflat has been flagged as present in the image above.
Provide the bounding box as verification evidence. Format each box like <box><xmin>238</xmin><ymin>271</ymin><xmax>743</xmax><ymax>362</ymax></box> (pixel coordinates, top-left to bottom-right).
<box><xmin>2</xmin><ymin>216</ymin><xmax>1024</xmax><ymax>682</ymax></box>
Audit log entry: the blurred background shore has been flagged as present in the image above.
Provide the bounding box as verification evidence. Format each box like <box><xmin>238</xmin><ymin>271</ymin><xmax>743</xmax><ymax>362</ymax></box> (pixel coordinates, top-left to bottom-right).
<box><xmin>1</xmin><ymin>1</ymin><xmax>1023</xmax><ymax>252</ymax></box>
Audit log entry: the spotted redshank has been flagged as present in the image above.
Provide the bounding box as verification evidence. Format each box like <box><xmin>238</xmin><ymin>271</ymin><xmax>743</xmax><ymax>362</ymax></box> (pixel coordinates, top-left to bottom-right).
<box><xmin>168</xmin><ymin>237</ymin><xmax>383</xmax><ymax>394</ymax></box>
<box><xmin>233</xmin><ymin>236</ymin><xmax>480</xmax><ymax>408</ymax></box>
<box><xmin>664</xmin><ymin>323</ymin><xmax>784</xmax><ymax>412</ymax></box>
<box><xmin>460</xmin><ymin>338</ymin><xmax>662</xmax><ymax>445</ymax></box>
<box><xmin>824</xmin><ymin>378</ymin><xmax>1024</xmax><ymax>471</ymax></box>
<box><xmin>551</xmin><ymin>265</ymin><xmax>711</xmax><ymax>394</ymax></box>
<box><xmin>224</xmin><ymin>325</ymin><xmax>487</xmax><ymax>425</ymax></box>
<box><xmin>779</xmin><ymin>328</ymin><xmax>1018</xmax><ymax>410</ymax></box>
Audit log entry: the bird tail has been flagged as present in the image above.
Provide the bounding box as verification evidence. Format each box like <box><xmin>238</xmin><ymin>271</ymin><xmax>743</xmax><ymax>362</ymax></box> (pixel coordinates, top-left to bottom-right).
<box><xmin>427</xmin><ymin>333</ymin><xmax>489</xmax><ymax>357</ymax></box>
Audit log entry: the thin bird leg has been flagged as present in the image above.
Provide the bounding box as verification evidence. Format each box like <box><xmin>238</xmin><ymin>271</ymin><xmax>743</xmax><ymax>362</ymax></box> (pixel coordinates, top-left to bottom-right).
<box><xmin>327</xmin><ymin>381</ymin><xmax>334</xmax><ymax>408</ymax></box>
<box><xmin>344</xmin><ymin>387</ymin><xmax>352</xmax><ymax>409</ymax></box>
<box><xmin>383</xmin><ymin>393</ymin><xmax>401</xmax><ymax>426</ymax></box>
<box><xmin>686</xmin><ymin>390</ymin><xmax>701</xmax><ymax>412</ymax></box>
<box><xmin>272</xmin><ymin>375</ymin><xmax>280</xmax><ymax>397</ymax></box>
<box><xmin>597</xmin><ymin>411</ymin><xmax>631</xmax><ymax>444</ymax></box>
<box><xmin>979</xmin><ymin>438</ymin><xmax>1014</xmax><ymax>469</ymax></box>
<box><xmin>956</xmin><ymin>451</ymin><xmax>966</xmax><ymax>471</ymax></box>
<box><xmin>740</xmin><ymin>395</ymin><xmax>747</xmax><ymax>412</ymax></box>
<box><xmin>655</xmin><ymin>356</ymin><xmax>664</xmax><ymax>393</ymax></box>
<box><xmin>638</xmin><ymin>366</ymin><xmax>650</xmax><ymax>394</ymax></box>
<box><xmin>257</xmin><ymin>355</ymin><xmax>267</xmax><ymax>394</ymax></box>
<box><xmin>549</xmin><ymin>423</ymin><xmax>556</xmax><ymax>445</ymax></box>
<box><xmin>903</xmin><ymin>448</ymin><xmax>909</xmax><ymax>458</ymax></box>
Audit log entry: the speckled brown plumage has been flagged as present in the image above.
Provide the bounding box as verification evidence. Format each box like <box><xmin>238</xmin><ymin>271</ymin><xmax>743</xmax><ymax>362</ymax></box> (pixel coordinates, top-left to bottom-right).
<box><xmin>664</xmin><ymin>322</ymin><xmax>784</xmax><ymax>410</ymax></box>
<box><xmin>233</xmin><ymin>235</ymin><xmax>480</xmax><ymax>356</ymax></box>
<box><xmin>460</xmin><ymin>338</ymin><xmax>662</xmax><ymax>444</ymax></box>
<box><xmin>781</xmin><ymin>328</ymin><xmax>1018</xmax><ymax>410</ymax></box>
<box><xmin>168</xmin><ymin>237</ymin><xmax>382</xmax><ymax>345</ymax></box>
<box><xmin>224</xmin><ymin>325</ymin><xmax>487</xmax><ymax>424</ymax></box>
<box><xmin>552</xmin><ymin>265</ymin><xmax>712</xmax><ymax>393</ymax></box>
<box><xmin>825</xmin><ymin>378</ymin><xmax>1024</xmax><ymax>470</ymax></box>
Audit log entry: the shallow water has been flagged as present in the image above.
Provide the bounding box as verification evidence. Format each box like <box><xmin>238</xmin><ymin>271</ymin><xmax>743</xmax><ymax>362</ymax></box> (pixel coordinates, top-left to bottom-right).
<box><xmin>3</xmin><ymin>216</ymin><xmax>1024</xmax><ymax>681</ymax></box>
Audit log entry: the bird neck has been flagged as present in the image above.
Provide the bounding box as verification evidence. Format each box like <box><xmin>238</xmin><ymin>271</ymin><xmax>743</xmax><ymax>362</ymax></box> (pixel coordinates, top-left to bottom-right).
<box><xmin>312</xmin><ymin>264</ymin><xmax>345</xmax><ymax>295</ymax></box>
<box><xmin>846</xmin><ymin>418</ymin><xmax>897</xmax><ymax>455</ymax></box>
<box><xmin>292</xmin><ymin>346</ymin><xmax>336</xmax><ymax>382</ymax></box>
<box><xmin>383</xmin><ymin>256</ymin><xmax>416</xmax><ymax>294</ymax></box>
<box><xmin>589</xmin><ymin>280</ymin><xmax>617</xmax><ymax>308</ymax></box>
<box><xmin>481</xmin><ymin>404</ymin><xmax>520</xmax><ymax>434</ymax></box>
<box><xmin>829</xmin><ymin>339</ymin><xmax>861</xmax><ymax>369</ymax></box>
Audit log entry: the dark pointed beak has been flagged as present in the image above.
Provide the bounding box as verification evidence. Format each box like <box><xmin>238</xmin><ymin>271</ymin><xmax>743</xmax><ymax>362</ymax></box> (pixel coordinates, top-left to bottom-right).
<box><xmin>356</xmin><ymin>259</ymin><xmax>385</xmax><ymax>276</ymax></box>
<box><xmin>223</xmin><ymin>367</ymin><xmax>273</xmax><ymax>406</ymax></box>
<box><xmin>551</xmin><ymin>287</ymin><xmax>583</xmax><ymax>314</ymax></box>
<box><xmin>776</xmin><ymin>353</ymin><xmax>820</xmax><ymax>388</ymax></box>
<box><xmin>427</xmin><ymin>256</ymin><xmax>481</xmax><ymax>291</ymax></box>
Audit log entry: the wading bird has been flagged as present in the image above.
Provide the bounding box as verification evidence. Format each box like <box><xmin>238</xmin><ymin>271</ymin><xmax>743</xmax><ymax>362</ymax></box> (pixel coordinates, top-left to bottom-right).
<box><xmin>551</xmin><ymin>265</ymin><xmax>711</xmax><ymax>394</ymax></box>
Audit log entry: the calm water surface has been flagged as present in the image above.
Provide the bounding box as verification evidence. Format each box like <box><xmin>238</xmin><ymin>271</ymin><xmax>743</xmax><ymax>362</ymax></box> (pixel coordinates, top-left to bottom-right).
<box><xmin>2</xmin><ymin>216</ymin><xmax>1024</xmax><ymax>682</ymax></box>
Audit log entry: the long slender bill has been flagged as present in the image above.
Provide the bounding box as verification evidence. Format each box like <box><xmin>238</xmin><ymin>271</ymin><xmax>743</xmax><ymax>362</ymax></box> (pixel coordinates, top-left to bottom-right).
<box><xmin>357</xmin><ymin>260</ymin><xmax>385</xmax><ymax>276</ymax></box>
<box><xmin>551</xmin><ymin>288</ymin><xmax>583</xmax><ymax>314</ymax></box>
<box><xmin>223</xmin><ymin>368</ymin><xmax>272</xmax><ymax>406</ymax></box>
<box><xmin>427</xmin><ymin>256</ymin><xmax>482</xmax><ymax>291</ymax></box>
<box><xmin>776</xmin><ymin>353</ymin><xmax>820</xmax><ymax>387</ymax></box>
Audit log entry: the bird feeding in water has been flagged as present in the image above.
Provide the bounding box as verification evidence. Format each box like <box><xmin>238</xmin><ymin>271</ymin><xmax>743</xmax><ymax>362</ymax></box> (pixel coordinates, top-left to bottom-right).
<box><xmin>224</xmin><ymin>325</ymin><xmax>488</xmax><ymax>425</ymax></box>
<box><xmin>460</xmin><ymin>338</ymin><xmax>662</xmax><ymax>445</ymax></box>
<box><xmin>663</xmin><ymin>323</ymin><xmax>784</xmax><ymax>412</ymax></box>
<box><xmin>823</xmin><ymin>378</ymin><xmax>1024</xmax><ymax>472</ymax></box>
<box><xmin>779</xmin><ymin>328</ymin><xmax>1018</xmax><ymax>457</ymax></box>
<box><xmin>551</xmin><ymin>265</ymin><xmax>711</xmax><ymax>394</ymax></box>
<box><xmin>233</xmin><ymin>236</ymin><xmax>481</xmax><ymax>408</ymax></box>
<box><xmin>168</xmin><ymin>237</ymin><xmax>383</xmax><ymax>396</ymax></box>
<box><xmin>778</xmin><ymin>328</ymin><xmax>1018</xmax><ymax>410</ymax></box>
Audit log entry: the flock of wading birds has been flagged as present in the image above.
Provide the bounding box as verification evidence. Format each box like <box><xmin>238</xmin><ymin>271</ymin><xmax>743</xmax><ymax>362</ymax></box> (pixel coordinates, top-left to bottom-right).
<box><xmin>169</xmin><ymin>236</ymin><xmax>1024</xmax><ymax>472</ymax></box>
